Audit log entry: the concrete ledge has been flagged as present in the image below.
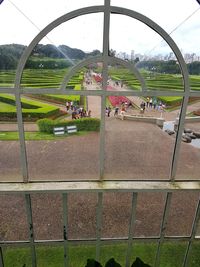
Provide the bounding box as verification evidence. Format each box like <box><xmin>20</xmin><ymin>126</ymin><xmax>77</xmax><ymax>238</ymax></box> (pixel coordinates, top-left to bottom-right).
<box><xmin>185</xmin><ymin>116</ymin><xmax>200</xmax><ymax>122</ymax></box>
<box><xmin>117</xmin><ymin>114</ymin><xmax>165</xmax><ymax>127</ymax></box>
<box><xmin>175</xmin><ymin>116</ymin><xmax>200</xmax><ymax>125</ymax></box>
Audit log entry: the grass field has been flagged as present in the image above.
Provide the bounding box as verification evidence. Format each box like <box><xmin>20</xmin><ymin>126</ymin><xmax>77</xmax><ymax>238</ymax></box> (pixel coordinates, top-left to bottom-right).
<box><xmin>2</xmin><ymin>242</ymin><xmax>200</xmax><ymax>267</ymax></box>
<box><xmin>0</xmin><ymin>131</ymin><xmax>88</xmax><ymax>140</ymax></box>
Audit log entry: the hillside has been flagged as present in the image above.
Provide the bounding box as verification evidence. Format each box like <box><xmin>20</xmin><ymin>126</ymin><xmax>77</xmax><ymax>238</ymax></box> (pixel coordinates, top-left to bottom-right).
<box><xmin>0</xmin><ymin>43</ymin><xmax>101</xmax><ymax>70</ymax></box>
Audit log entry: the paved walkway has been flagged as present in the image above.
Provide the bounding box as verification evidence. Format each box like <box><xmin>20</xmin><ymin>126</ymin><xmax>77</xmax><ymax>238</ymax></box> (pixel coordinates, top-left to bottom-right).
<box><xmin>84</xmin><ymin>81</ymin><xmax>101</xmax><ymax>118</ymax></box>
<box><xmin>0</xmin><ymin>122</ymin><xmax>38</xmax><ymax>132</ymax></box>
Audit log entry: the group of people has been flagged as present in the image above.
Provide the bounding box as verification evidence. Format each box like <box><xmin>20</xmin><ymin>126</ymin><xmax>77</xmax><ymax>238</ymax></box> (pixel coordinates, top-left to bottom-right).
<box><xmin>66</xmin><ymin>100</ymin><xmax>77</xmax><ymax>111</ymax></box>
<box><xmin>140</xmin><ymin>97</ymin><xmax>165</xmax><ymax>113</ymax></box>
<box><xmin>66</xmin><ymin>101</ymin><xmax>91</xmax><ymax>120</ymax></box>
<box><xmin>105</xmin><ymin>102</ymin><xmax>130</xmax><ymax>120</ymax></box>
<box><xmin>71</xmin><ymin>107</ymin><xmax>91</xmax><ymax>119</ymax></box>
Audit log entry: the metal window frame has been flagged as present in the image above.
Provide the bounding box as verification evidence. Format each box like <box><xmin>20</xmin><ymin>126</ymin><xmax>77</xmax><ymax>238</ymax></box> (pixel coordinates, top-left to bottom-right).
<box><xmin>1</xmin><ymin>0</ymin><xmax>200</xmax><ymax>266</ymax></box>
<box><xmin>6</xmin><ymin>0</ymin><xmax>195</xmax><ymax>183</ymax></box>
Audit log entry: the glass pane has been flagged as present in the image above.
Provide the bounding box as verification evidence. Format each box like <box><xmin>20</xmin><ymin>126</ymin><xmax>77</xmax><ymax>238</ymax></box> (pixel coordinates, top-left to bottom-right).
<box><xmin>189</xmin><ymin>72</ymin><xmax>200</xmax><ymax>92</ymax></box>
<box><xmin>111</xmin><ymin>1</ymin><xmax>199</xmax><ymax>57</ymax></box>
<box><xmin>22</xmin><ymin>93</ymin><xmax>100</xmax><ymax>180</ymax></box>
<box><xmin>110</xmin><ymin>14</ymin><xmax>184</xmax><ymax>92</ymax></box>
<box><xmin>159</xmin><ymin>241</ymin><xmax>187</xmax><ymax>267</ymax></box>
<box><xmin>108</xmin><ymin>64</ymin><xmax>142</xmax><ymax>91</ymax></box>
<box><xmin>0</xmin><ymin>195</ymin><xmax>29</xmax><ymax>241</ymax></box>
<box><xmin>68</xmin><ymin>193</ymin><xmax>97</xmax><ymax>239</ymax></box>
<box><xmin>100</xmin><ymin>244</ymin><xmax>127</xmax><ymax>266</ymax></box>
<box><xmin>104</xmin><ymin>94</ymin><xmax>181</xmax><ymax>180</ymax></box>
<box><xmin>188</xmin><ymin>242</ymin><xmax>200</xmax><ymax>267</ymax></box>
<box><xmin>0</xmin><ymin>93</ymin><xmax>22</xmax><ymax>181</ymax></box>
<box><xmin>165</xmin><ymin>192</ymin><xmax>199</xmax><ymax>236</ymax></box>
<box><xmin>3</xmin><ymin>247</ymin><xmax>31</xmax><ymax>267</ymax></box>
<box><xmin>69</xmin><ymin>244</ymin><xmax>96</xmax><ymax>267</ymax></box>
<box><xmin>31</xmin><ymin>194</ymin><xmax>62</xmax><ymax>240</ymax></box>
<box><xmin>0</xmin><ymin>70</ymin><xmax>16</xmax><ymax>89</ymax></box>
<box><xmin>102</xmin><ymin>192</ymin><xmax>132</xmax><ymax>238</ymax></box>
<box><xmin>135</xmin><ymin>193</ymin><xmax>165</xmax><ymax>237</ymax></box>
<box><xmin>36</xmin><ymin>245</ymin><xmax>64</xmax><ymax>267</ymax></box>
<box><xmin>176</xmin><ymin>96</ymin><xmax>200</xmax><ymax>180</ymax></box>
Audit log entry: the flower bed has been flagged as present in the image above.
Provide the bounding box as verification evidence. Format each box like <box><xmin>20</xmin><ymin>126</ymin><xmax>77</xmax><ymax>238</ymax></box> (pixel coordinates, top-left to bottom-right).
<box><xmin>93</xmin><ymin>74</ymin><xmax>102</xmax><ymax>83</ymax></box>
<box><xmin>108</xmin><ymin>96</ymin><xmax>131</xmax><ymax>107</ymax></box>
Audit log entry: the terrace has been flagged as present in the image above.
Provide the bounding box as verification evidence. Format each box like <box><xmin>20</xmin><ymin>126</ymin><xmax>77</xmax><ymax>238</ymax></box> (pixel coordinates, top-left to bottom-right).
<box><xmin>0</xmin><ymin>1</ymin><xmax>200</xmax><ymax>267</ymax></box>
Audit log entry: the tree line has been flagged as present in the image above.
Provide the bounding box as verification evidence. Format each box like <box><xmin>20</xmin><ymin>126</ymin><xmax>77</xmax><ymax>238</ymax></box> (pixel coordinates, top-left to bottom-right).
<box><xmin>0</xmin><ymin>43</ymin><xmax>200</xmax><ymax>74</ymax></box>
<box><xmin>136</xmin><ymin>60</ymin><xmax>200</xmax><ymax>75</ymax></box>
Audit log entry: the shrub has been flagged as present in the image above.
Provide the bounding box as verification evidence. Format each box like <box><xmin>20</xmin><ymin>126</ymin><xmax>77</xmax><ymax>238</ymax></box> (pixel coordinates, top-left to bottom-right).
<box><xmin>37</xmin><ymin>118</ymin><xmax>55</xmax><ymax>133</ymax></box>
<box><xmin>37</xmin><ymin>118</ymin><xmax>100</xmax><ymax>133</ymax></box>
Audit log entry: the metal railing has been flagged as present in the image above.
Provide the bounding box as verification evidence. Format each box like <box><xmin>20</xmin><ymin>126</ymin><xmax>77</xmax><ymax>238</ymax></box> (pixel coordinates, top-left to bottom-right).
<box><xmin>0</xmin><ymin>181</ymin><xmax>200</xmax><ymax>267</ymax></box>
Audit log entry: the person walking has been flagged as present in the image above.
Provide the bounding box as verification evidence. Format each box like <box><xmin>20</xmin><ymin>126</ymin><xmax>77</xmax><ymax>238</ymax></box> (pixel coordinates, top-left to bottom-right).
<box><xmin>149</xmin><ymin>98</ymin><xmax>153</xmax><ymax>108</ymax></box>
<box><xmin>146</xmin><ymin>97</ymin><xmax>150</xmax><ymax>108</ymax></box>
<box><xmin>114</xmin><ymin>106</ymin><xmax>119</xmax><ymax>116</ymax></box>
<box><xmin>107</xmin><ymin>106</ymin><xmax>112</xmax><ymax>117</ymax></box>
<box><xmin>120</xmin><ymin>104</ymin><xmax>126</xmax><ymax>120</ymax></box>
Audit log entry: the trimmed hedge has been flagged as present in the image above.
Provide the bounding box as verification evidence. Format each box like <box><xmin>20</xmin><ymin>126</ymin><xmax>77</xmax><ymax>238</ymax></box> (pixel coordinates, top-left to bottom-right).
<box><xmin>0</xmin><ymin>94</ymin><xmax>60</xmax><ymax>119</ymax></box>
<box><xmin>37</xmin><ymin>118</ymin><xmax>100</xmax><ymax>133</ymax></box>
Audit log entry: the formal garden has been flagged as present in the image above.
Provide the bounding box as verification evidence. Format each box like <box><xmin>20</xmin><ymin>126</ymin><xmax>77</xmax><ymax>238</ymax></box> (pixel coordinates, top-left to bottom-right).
<box><xmin>0</xmin><ymin>68</ymin><xmax>84</xmax><ymax>121</ymax></box>
<box><xmin>108</xmin><ymin>67</ymin><xmax>200</xmax><ymax>108</ymax></box>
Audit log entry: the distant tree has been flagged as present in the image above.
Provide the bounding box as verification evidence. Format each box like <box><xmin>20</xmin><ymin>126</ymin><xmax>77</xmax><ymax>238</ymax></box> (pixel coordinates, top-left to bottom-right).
<box><xmin>87</xmin><ymin>49</ymin><xmax>101</xmax><ymax>57</ymax></box>
<box><xmin>0</xmin><ymin>44</ymin><xmax>26</xmax><ymax>69</ymax></box>
<box><xmin>137</xmin><ymin>60</ymin><xmax>181</xmax><ymax>74</ymax></box>
<box><xmin>109</xmin><ymin>49</ymin><xmax>116</xmax><ymax>57</ymax></box>
<box><xmin>134</xmin><ymin>57</ymin><xmax>140</xmax><ymax>64</ymax></box>
<box><xmin>187</xmin><ymin>61</ymin><xmax>200</xmax><ymax>75</ymax></box>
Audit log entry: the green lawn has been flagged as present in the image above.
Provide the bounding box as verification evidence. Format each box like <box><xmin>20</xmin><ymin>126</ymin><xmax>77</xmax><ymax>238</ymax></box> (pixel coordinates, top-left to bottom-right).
<box><xmin>0</xmin><ymin>131</ymin><xmax>88</xmax><ymax>140</ymax></box>
<box><xmin>2</xmin><ymin>242</ymin><xmax>200</xmax><ymax>267</ymax></box>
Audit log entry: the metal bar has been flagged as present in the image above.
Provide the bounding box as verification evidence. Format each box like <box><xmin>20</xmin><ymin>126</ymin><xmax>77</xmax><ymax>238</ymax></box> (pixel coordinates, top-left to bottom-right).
<box><xmin>63</xmin><ymin>193</ymin><xmax>69</xmax><ymax>267</ymax></box>
<box><xmin>15</xmin><ymin>91</ymin><xmax>29</xmax><ymax>182</ymax></box>
<box><xmin>1</xmin><ymin>181</ymin><xmax>200</xmax><ymax>194</ymax></box>
<box><xmin>170</xmin><ymin>95</ymin><xmax>190</xmax><ymax>180</ymax></box>
<box><xmin>0</xmin><ymin>247</ymin><xmax>4</xmax><ymax>267</ymax></box>
<box><xmin>60</xmin><ymin>56</ymin><xmax>103</xmax><ymax>91</ymax></box>
<box><xmin>182</xmin><ymin>197</ymin><xmax>200</xmax><ymax>267</ymax></box>
<box><xmin>190</xmin><ymin>91</ymin><xmax>200</xmax><ymax>97</ymax></box>
<box><xmin>96</xmin><ymin>192</ymin><xmax>103</xmax><ymax>261</ymax></box>
<box><xmin>126</xmin><ymin>193</ymin><xmax>138</xmax><ymax>267</ymax></box>
<box><xmin>99</xmin><ymin>94</ymin><xmax>106</xmax><ymax>179</ymax></box>
<box><xmin>0</xmin><ymin>88</ymin><xmax>15</xmax><ymax>93</ymax></box>
<box><xmin>1</xmin><ymin>235</ymin><xmax>200</xmax><ymax>248</ymax></box>
<box><xmin>99</xmin><ymin>0</ymin><xmax>111</xmax><ymax>180</ymax></box>
<box><xmin>154</xmin><ymin>192</ymin><xmax>172</xmax><ymax>267</ymax></box>
<box><xmin>20</xmin><ymin>88</ymin><xmax>191</xmax><ymax>97</ymax></box>
<box><xmin>25</xmin><ymin>194</ymin><xmax>36</xmax><ymax>267</ymax></box>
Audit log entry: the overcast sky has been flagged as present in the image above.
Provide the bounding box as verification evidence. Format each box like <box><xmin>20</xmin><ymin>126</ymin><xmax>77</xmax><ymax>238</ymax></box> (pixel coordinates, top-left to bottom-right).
<box><xmin>0</xmin><ymin>0</ymin><xmax>200</xmax><ymax>56</ymax></box>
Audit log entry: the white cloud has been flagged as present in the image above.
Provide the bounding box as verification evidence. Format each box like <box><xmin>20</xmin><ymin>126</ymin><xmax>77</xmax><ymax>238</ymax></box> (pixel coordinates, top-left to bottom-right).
<box><xmin>0</xmin><ymin>0</ymin><xmax>199</xmax><ymax>55</ymax></box>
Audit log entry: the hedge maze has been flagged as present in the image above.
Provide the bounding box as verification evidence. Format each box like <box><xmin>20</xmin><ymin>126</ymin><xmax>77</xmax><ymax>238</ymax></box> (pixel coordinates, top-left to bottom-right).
<box><xmin>0</xmin><ymin>68</ymin><xmax>84</xmax><ymax>120</ymax></box>
<box><xmin>109</xmin><ymin>67</ymin><xmax>200</xmax><ymax>106</ymax></box>
<box><xmin>0</xmin><ymin>94</ymin><xmax>60</xmax><ymax>120</ymax></box>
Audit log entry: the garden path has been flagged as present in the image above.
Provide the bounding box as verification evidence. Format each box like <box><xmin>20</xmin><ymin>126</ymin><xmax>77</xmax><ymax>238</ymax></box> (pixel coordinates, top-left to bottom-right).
<box><xmin>84</xmin><ymin>81</ymin><xmax>101</xmax><ymax>118</ymax></box>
